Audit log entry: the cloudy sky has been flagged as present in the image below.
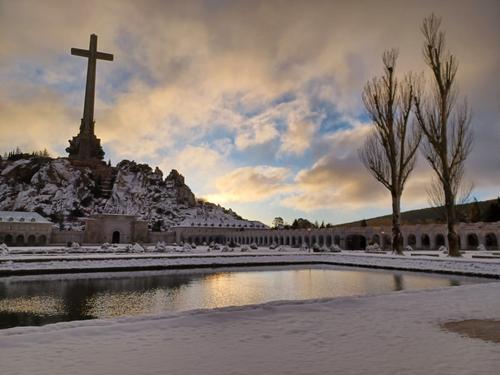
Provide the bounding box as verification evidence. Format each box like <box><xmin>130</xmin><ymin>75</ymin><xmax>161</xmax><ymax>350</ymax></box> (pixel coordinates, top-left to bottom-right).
<box><xmin>0</xmin><ymin>0</ymin><xmax>499</xmax><ymax>225</ymax></box>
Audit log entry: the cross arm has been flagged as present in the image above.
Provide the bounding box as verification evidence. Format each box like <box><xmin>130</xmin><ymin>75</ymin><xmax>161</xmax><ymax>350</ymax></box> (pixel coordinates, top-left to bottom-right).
<box><xmin>71</xmin><ymin>49</ymin><xmax>113</xmax><ymax>61</ymax></box>
<box><xmin>96</xmin><ymin>52</ymin><xmax>114</xmax><ymax>61</ymax></box>
<box><xmin>71</xmin><ymin>48</ymin><xmax>90</xmax><ymax>57</ymax></box>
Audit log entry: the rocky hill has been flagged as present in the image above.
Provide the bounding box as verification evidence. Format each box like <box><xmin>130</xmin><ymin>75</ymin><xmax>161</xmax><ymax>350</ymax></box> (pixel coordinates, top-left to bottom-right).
<box><xmin>0</xmin><ymin>156</ymin><xmax>264</xmax><ymax>231</ymax></box>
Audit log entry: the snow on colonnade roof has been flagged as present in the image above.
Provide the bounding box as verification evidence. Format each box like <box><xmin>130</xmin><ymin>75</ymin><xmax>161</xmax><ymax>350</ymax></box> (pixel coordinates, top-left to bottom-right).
<box><xmin>174</xmin><ymin>217</ymin><xmax>267</xmax><ymax>229</ymax></box>
<box><xmin>0</xmin><ymin>211</ymin><xmax>51</xmax><ymax>224</ymax></box>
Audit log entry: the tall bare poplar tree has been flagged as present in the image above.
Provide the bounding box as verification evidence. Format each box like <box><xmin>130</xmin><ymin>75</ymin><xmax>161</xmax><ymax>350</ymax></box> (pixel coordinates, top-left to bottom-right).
<box><xmin>414</xmin><ymin>15</ymin><xmax>473</xmax><ymax>257</ymax></box>
<box><xmin>359</xmin><ymin>50</ymin><xmax>421</xmax><ymax>254</ymax></box>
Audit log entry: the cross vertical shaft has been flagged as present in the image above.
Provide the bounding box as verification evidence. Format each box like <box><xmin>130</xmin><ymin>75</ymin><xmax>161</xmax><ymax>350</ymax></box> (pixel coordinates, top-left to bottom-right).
<box><xmin>83</xmin><ymin>34</ymin><xmax>97</xmax><ymax>134</ymax></box>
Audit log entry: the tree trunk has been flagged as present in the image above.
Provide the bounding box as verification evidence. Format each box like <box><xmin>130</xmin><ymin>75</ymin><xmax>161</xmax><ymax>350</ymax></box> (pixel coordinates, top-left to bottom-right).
<box><xmin>444</xmin><ymin>189</ymin><xmax>461</xmax><ymax>256</ymax></box>
<box><xmin>391</xmin><ymin>192</ymin><xmax>404</xmax><ymax>254</ymax></box>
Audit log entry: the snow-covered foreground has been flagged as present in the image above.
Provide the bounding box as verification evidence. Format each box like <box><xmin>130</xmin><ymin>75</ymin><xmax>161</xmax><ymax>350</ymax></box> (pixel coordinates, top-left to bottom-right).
<box><xmin>0</xmin><ymin>281</ymin><xmax>499</xmax><ymax>375</ymax></box>
<box><xmin>2</xmin><ymin>247</ymin><xmax>500</xmax><ymax>374</ymax></box>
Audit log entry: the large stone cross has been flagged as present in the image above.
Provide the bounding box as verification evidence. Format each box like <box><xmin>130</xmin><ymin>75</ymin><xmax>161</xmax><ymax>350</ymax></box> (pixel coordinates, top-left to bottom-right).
<box><xmin>67</xmin><ymin>34</ymin><xmax>113</xmax><ymax>161</ymax></box>
<box><xmin>71</xmin><ymin>34</ymin><xmax>113</xmax><ymax>135</ymax></box>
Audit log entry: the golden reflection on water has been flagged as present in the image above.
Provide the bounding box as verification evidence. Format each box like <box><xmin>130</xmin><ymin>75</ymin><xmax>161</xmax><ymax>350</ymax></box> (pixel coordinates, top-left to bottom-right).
<box><xmin>0</xmin><ymin>267</ymin><xmax>482</xmax><ymax>325</ymax></box>
<box><xmin>83</xmin><ymin>269</ymin><xmax>468</xmax><ymax>319</ymax></box>
<box><xmin>0</xmin><ymin>296</ymin><xmax>64</xmax><ymax>315</ymax></box>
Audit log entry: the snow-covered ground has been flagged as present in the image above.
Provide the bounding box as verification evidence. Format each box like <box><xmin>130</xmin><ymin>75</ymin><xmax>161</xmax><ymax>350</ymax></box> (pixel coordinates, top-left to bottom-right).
<box><xmin>1</xmin><ymin>246</ymin><xmax>500</xmax><ymax>374</ymax></box>
<box><xmin>1</xmin><ymin>246</ymin><xmax>500</xmax><ymax>278</ymax></box>
<box><xmin>0</xmin><ymin>280</ymin><xmax>499</xmax><ymax>375</ymax></box>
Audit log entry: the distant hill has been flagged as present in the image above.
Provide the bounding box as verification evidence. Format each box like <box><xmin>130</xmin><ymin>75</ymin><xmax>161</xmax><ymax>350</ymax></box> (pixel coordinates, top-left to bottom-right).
<box><xmin>338</xmin><ymin>198</ymin><xmax>500</xmax><ymax>227</ymax></box>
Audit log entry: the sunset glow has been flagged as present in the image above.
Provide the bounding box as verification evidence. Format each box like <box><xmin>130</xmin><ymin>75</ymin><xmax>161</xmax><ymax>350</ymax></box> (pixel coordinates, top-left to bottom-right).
<box><xmin>1</xmin><ymin>0</ymin><xmax>498</xmax><ymax>225</ymax></box>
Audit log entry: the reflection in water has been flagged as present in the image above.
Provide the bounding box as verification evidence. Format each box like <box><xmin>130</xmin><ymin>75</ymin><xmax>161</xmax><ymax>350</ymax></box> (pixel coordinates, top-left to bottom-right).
<box><xmin>0</xmin><ymin>266</ymin><xmax>488</xmax><ymax>329</ymax></box>
<box><xmin>393</xmin><ymin>274</ymin><xmax>404</xmax><ymax>291</ymax></box>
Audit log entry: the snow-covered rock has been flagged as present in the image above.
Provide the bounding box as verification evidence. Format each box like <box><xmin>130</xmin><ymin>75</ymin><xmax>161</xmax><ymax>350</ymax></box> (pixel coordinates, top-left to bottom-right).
<box><xmin>477</xmin><ymin>244</ymin><xmax>486</xmax><ymax>251</ymax></box>
<box><xmin>0</xmin><ymin>157</ymin><xmax>262</xmax><ymax>231</ymax></box>
<box><xmin>250</xmin><ymin>242</ymin><xmax>258</xmax><ymax>250</ymax></box>
<box><xmin>127</xmin><ymin>243</ymin><xmax>145</xmax><ymax>253</ymax></box>
<box><xmin>405</xmin><ymin>245</ymin><xmax>413</xmax><ymax>252</ymax></box>
<box><xmin>100</xmin><ymin>242</ymin><xmax>110</xmax><ymax>250</ymax></box>
<box><xmin>154</xmin><ymin>241</ymin><xmax>167</xmax><ymax>252</ymax></box>
<box><xmin>439</xmin><ymin>246</ymin><xmax>448</xmax><ymax>254</ymax></box>
<box><xmin>366</xmin><ymin>243</ymin><xmax>381</xmax><ymax>252</ymax></box>
<box><xmin>0</xmin><ymin>243</ymin><xmax>9</xmax><ymax>256</ymax></box>
<box><xmin>330</xmin><ymin>244</ymin><xmax>342</xmax><ymax>252</ymax></box>
<box><xmin>71</xmin><ymin>242</ymin><xmax>80</xmax><ymax>249</ymax></box>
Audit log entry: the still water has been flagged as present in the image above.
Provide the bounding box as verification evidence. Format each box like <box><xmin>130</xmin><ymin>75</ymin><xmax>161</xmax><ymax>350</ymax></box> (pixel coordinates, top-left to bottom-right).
<box><xmin>0</xmin><ymin>265</ymin><xmax>488</xmax><ymax>329</ymax></box>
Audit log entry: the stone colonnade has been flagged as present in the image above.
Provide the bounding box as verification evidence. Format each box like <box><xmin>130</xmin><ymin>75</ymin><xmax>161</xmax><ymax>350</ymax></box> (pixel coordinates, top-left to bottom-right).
<box><xmin>174</xmin><ymin>222</ymin><xmax>500</xmax><ymax>250</ymax></box>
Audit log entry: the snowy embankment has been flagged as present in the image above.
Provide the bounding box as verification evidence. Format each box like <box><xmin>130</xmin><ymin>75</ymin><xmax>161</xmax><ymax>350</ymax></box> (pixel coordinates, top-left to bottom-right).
<box><xmin>1</xmin><ymin>281</ymin><xmax>499</xmax><ymax>375</ymax></box>
<box><xmin>1</xmin><ymin>247</ymin><xmax>500</xmax><ymax>278</ymax></box>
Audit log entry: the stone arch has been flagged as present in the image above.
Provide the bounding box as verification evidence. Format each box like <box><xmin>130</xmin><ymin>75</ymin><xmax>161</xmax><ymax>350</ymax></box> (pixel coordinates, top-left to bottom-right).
<box><xmin>27</xmin><ymin>234</ymin><xmax>36</xmax><ymax>246</ymax></box>
<box><xmin>485</xmin><ymin>233</ymin><xmax>498</xmax><ymax>250</ymax></box>
<box><xmin>326</xmin><ymin>236</ymin><xmax>332</xmax><ymax>246</ymax></box>
<box><xmin>372</xmin><ymin>234</ymin><xmax>380</xmax><ymax>245</ymax></box>
<box><xmin>345</xmin><ymin>234</ymin><xmax>366</xmax><ymax>250</ymax></box>
<box><xmin>421</xmin><ymin>234</ymin><xmax>430</xmax><ymax>250</ymax></box>
<box><xmin>5</xmin><ymin>234</ymin><xmax>13</xmax><ymax>246</ymax></box>
<box><xmin>467</xmin><ymin>233</ymin><xmax>479</xmax><ymax>249</ymax></box>
<box><xmin>382</xmin><ymin>234</ymin><xmax>391</xmax><ymax>250</ymax></box>
<box><xmin>112</xmin><ymin>231</ymin><xmax>120</xmax><ymax>244</ymax></box>
<box><xmin>16</xmin><ymin>234</ymin><xmax>25</xmax><ymax>246</ymax></box>
<box><xmin>318</xmin><ymin>235</ymin><xmax>324</xmax><ymax>246</ymax></box>
<box><xmin>334</xmin><ymin>235</ymin><xmax>341</xmax><ymax>245</ymax></box>
<box><xmin>38</xmin><ymin>235</ymin><xmax>47</xmax><ymax>245</ymax></box>
<box><xmin>407</xmin><ymin>234</ymin><xmax>416</xmax><ymax>247</ymax></box>
<box><xmin>435</xmin><ymin>233</ymin><xmax>446</xmax><ymax>248</ymax></box>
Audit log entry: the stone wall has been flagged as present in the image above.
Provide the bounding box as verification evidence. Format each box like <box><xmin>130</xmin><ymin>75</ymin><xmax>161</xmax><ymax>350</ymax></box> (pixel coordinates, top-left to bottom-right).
<box><xmin>51</xmin><ymin>230</ymin><xmax>84</xmax><ymax>245</ymax></box>
<box><xmin>83</xmin><ymin>214</ymin><xmax>149</xmax><ymax>244</ymax></box>
<box><xmin>0</xmin><ymin>221</ymin><xmax>52</xmax><ymax>246</ymax></box>
<box><xmin>149</xmin><ymin>231</ymin><xmax>176</xmax><ymax>244</ymax></box>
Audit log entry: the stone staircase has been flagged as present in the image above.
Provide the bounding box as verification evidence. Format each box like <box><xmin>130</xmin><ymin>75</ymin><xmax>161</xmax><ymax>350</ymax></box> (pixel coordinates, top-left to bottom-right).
<box><xmin>97</xmin><ymin>168</ymin><xmax>117</xmax><ymax>199</ymax></box>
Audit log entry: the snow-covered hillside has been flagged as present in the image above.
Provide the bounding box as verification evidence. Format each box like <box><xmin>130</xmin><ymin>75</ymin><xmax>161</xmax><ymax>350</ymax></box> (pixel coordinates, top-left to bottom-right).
<box><xmin>0</xmin><ymin>156</ymin><xmax>262</xmax><ymax>230</ymax></box>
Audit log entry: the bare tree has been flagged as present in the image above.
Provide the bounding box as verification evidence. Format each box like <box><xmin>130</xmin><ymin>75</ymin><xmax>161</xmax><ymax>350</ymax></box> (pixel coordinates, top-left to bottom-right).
<box><xmin>427</xmin><ymin>176</ymin><xmax>473</xmax><ymax>223</ymax></box>
<box><xmin>414</xmin><ymin>15</ymin><xmax>473</xmax><ymax>257</ymax></box>
<box><xmin>359</xmin><ymin>49</ymin><xmax>421</xmax><ymax>254</ymax></box>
